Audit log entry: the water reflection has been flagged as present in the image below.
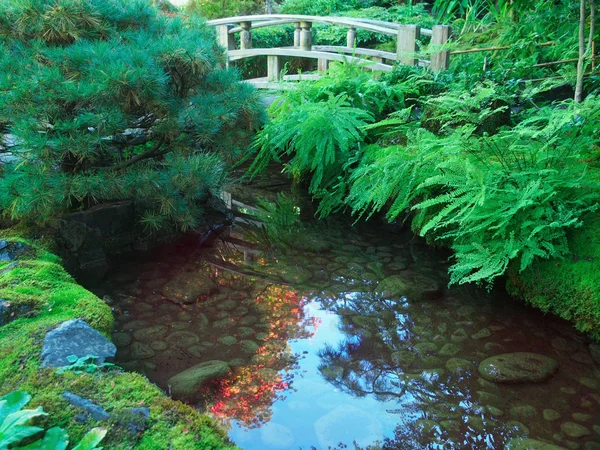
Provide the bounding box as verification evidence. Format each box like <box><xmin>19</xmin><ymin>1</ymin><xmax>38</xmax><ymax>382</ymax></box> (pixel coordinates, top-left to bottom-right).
<box><xmin>92</xmin><ymin>190</ymin><xmax>600</xmax><ymax>450</ymax></box>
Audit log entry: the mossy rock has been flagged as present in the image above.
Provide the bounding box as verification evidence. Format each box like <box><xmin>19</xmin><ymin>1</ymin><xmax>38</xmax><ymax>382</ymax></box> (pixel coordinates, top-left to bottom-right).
<box><xmin>479</xmin><ymin>352</ymin><xmax>558</xmax><ymax>384</ymax></box>
<box><xmin>167</xmin><ymin>360</ymin><xmax>231</xmax><ymax>399</ymax></box>
<box><xmin>0</xmin><ymin>238</ymin><xmax>235</xmax><ymax>449</ymax></box>
<box><xmin>506</xmin><ymin>212</ymin><xmax>600</xmax><ymax>339</ymax></box>
<box><xmin>505</xmin><ymin>438</ymin><xmax>567</xmax><ymax>450</ymax></box>
<box><xmin>240</xmin><ymin>340</ymin><xmax>260</xmax><ymax>354</ymax></box>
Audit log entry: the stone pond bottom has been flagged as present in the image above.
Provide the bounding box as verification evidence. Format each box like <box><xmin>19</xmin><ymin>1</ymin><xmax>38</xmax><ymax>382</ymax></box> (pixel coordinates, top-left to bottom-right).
<box><xmin>91</xmin><ymin>220</ymin><xmax>600</xmax><ymax>450</ymax></box>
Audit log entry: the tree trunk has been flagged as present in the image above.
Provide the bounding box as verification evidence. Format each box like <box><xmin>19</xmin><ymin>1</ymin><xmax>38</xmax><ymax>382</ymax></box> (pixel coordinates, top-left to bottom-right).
<box><xmin>575</xmin><ymin>0</ymin><xmax>587</xmax><ymax>102</ymax></box>
<box><xmin>266</xmin><ymin>0</ymin><xmax>273</xmax><ymax>14</ymax></box>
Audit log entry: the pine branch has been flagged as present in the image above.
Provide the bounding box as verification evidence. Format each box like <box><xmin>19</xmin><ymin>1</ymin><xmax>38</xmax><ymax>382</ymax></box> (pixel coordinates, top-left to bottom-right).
<box><xmin>94</xmin><ymin>136</ymin><xmax>168</xmax><ymax>172</ymax></box>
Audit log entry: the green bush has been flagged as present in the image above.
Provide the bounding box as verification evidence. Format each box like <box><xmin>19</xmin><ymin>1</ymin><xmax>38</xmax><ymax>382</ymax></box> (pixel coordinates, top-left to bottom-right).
<box><xmin>0</xmin><ymin>0</ymin><xmax>263</xmax><ymax>232</ymax></box>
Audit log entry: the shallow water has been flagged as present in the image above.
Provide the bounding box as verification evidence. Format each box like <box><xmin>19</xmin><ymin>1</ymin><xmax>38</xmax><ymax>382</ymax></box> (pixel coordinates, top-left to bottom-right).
<box><xmin>91</xmin><ymin>175</ymin><xmax>600</xmax><ymax>450</ymax></box>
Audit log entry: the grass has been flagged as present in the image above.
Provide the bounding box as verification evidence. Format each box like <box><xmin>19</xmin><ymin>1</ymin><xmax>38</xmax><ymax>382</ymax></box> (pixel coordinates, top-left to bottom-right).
<box><xmin>0</xmin><ymin>235</ymin><xmax>238</xmax><ymax>450</ymax></box>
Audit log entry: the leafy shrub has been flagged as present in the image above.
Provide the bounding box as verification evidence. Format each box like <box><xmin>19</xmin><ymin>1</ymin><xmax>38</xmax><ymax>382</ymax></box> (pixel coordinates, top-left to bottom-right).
<box><xmin>346</xmin><ymin>97</ymin><xmax>600</xmax><ymax>285</ymax></box>
<box><xmin>0</xmin><ymin>391</ymin><xmax>105</xmax><ymax>450</ymax></box>
<box><xmin>0</xmin><ymin>0</ymin><xmax>262</xmax><ymax>232</ymax></box>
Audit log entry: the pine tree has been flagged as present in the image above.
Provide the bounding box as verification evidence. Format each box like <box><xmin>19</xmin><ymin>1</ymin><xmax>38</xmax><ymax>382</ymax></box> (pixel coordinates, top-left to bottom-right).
<box><xmin>0</xmin><ymin>0</ymin><xmax>263</xmax><ymax>232</ymax></box>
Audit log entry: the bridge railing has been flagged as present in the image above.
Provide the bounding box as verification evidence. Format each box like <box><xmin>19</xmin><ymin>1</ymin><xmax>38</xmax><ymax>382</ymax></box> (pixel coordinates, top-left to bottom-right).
<box><xmin>207</xmin><ymin>15</ymin><xmax>452</xmax><ymax>86</ymax></box>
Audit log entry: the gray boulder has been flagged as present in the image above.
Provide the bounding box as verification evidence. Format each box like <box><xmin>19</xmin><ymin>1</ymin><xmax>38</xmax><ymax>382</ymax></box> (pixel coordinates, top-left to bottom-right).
<box><xmin>41</xmin><ymin>319</ymin><xmax>116</xmax><ymax>367</ymax></box>
<box><xmin>479</xmin><ymin>352</ymin><xmax>558</xmax><ymax>384</ymax></box>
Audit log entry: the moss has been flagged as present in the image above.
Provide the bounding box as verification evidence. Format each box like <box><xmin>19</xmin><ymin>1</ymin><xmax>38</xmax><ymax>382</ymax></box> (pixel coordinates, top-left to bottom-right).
<box><xmin>506</xmin><ymin>212</ymin><xmax>600</xmax><ymax>340</ymax></box>
<box><xmin>0</xmin><ymin>236</ymin><xmax>238</xmax><ymax>449</ymax></box>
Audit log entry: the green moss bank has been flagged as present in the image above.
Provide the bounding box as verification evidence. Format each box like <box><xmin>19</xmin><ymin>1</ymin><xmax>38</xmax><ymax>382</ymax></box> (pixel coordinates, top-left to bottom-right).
<box><xmin>507</xmin><ymin>213</ymin><xmax>600</xmax><ymax>341</ymax></box>
<box><xmin>0</xmin><ymin>236</ymin><xmax>237</xmax><ymax>449</ymax></box>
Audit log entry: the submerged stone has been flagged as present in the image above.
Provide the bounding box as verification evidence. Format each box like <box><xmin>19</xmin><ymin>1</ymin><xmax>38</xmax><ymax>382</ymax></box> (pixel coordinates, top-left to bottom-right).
<box><xmin>377</xmin><ymin>272</ymin><xmax>441</xmax><ymax>301</ymax></box>
<box><xmin>168</xmin><ymin>360</ymin><xmax>230</xmax><ymax>399</ymax></box>
<box><xmin>446</xmin><ymin>357</ymin><xmax>471</xmax><ymax>375</ymax></box>
<box><xmin>510</xmin><ymin>405</ymin><xmax>537</xmax><ymax>420</ymax></box>
<box><xmin>41</xmin><ymin>319</ymin><xmax>116</xmax><ymax>367</ymax></box>
<box><xmin>162</xmin><ymin>272</ymin><xmax>216</xmax><ymax>304</ymax></box>
<box><xmin>544</xmin><ymin>409</ymin><xmax>561</xmax><ymax>421</ymax></box>
<box><xmin>150</xmin><ymin>341</ymin><xmax>168</xmax><ymax>351</ymax></box>
<box><xmin>478</xmin><ymin>352</ymin><xmax>558</xmax><ymax>384</ymax></box>
<box><xmin>165</xmin><ymin>331</ymin><xmax>200</xmax><ymax>348</ymax></box>
<box><xmin>240</xmin><ymin>340</ymin><xmax>260</xmax><ymax>354</ymax></box>
<box><xmin>133</xmin><ymin>325</ymin><xmax>167</xmax><ymax>342</ymax></box>
<box><xmin>471</xmin><ymin>328</ymin><xmax>492</xmax><ymax>340</ymax></box>
<box><xmin>237</xmin><ymin>327</ymin><xmax>255</xmax><ymax>338</ymax></box>
<box><xmin>451</xmin><ymin>328</ymin><xmax>468</xmax><ymax>344</ymax></box>
<box><xmin>560</xmin><ymin>422</ymin><xmax>591</xmax><ymax>438</ymax></box>
<box><xmin>112</xmin><ymin>332</ymin><xmax>132</xmax><ymax>348</ymax></box>
<box><xmin>130</xmin><ymin>342</ymin><xmax>155</xmax><ymax>359</ymax></box>
<box><xmin>439</xmin><ymin>343</ymin><xmax>460</xmax><ymax>356</ymax></box>
<box><xmin>218</xmin><ymin>335</ymin><xmax>237</xmax><ymax>346</ymax></box>
<box><xmin>504</xmin><ymin>438</ymin><xmax>567</xmax><ymax>450</ymax></box>
<box><xmin>579</xmin><ymin>377</ymin><xmax>599</xmax><ymax>390</ymax></box>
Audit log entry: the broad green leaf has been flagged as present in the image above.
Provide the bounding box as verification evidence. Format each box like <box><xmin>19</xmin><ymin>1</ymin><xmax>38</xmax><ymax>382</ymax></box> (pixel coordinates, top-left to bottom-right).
<box><xmin>0</xmin><ymin>408</ymin><xmax>47</xmax><ymax>434</ymax></box>
<box><xmin>0</xmin><ymin>392</ymin><xmax>31</xmax><ymax>422</ymax></box>
<box><xmin>72</xmin><ymin>427</ymin><xmax>107</xmax><ymax>450</ymax></box>
<box><xmin>0</xmin><ymin>425</ymin><xmax>44</xmax><ymax>448</ymax></box>
<box><xmin>19</xmin><ymin>427</ymin><xmax>69</xmax><ymax>450</ymax></box>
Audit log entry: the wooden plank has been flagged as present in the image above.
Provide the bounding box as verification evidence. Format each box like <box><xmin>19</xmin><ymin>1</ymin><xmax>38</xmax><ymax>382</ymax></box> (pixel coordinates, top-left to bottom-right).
<box><xmin>228</xmin><ymin>48</ymin><xmax>394</xmax><ymax>71</ymax></box>
<box><xmin>313</xmin><ymin>45</ymin><xmax>397</xmax><ymax>61</ymax></box>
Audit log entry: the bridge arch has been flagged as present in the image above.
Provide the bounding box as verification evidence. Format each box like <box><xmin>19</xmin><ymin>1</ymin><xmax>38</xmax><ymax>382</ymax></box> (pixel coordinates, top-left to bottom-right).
<box><xmin>206</xmin><ymin>15</ymin><xmax>451</xmax><ymax>88</ymax></box>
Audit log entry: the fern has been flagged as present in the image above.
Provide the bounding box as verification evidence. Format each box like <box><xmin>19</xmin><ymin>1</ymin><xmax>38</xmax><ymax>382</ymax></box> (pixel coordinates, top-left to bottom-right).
<box><xmin>343</xmin><ymin>97</ymin><xmax>600</xmax><ymax>285</ymax></box>
<box><xmin>249</xmin><ymin>93</ymin><xmax>373</xmax><ymax>194</ymax></box>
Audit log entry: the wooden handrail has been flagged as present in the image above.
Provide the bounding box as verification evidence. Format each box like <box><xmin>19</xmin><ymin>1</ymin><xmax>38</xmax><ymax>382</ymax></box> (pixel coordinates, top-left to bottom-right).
<box><xmin>207</xmin><ymin>14</ymin><xmax>431</xmax><ymax>37</ymax></box>
<box><xmin>228</xmin><ymin>47</ymin><xmax>394</xmax><ymax>71</ymax></box>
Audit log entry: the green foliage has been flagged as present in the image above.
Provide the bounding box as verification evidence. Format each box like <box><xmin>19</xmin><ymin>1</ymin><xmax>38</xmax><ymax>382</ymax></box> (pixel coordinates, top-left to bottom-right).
<box><xmin>56</xmin><ymin>355</ymin><xmax>120</xmax><ymax>375</ymax></box>
<box><xmin>0</xmin><ymin>391</ymin><xmax>106</xmax><ymax>450</ymax></box>
<box><xmin>185</xmin><ymin>0</ymin><xmax>264</xmax><ymax>19</ymax></box>
<box><xmin>249</xmin><ymin>92</ymin><xmax>373</xmax><ymax>194</ymax></box>
<box><xmin>346</xmin><ymin>97</ymin><xmax>600</xmax><ymax>285</ymax></box>
<box><xmin>0</xmin><ymin>0</ymin><xmax>262</xmax><ymax>232</ymax></box>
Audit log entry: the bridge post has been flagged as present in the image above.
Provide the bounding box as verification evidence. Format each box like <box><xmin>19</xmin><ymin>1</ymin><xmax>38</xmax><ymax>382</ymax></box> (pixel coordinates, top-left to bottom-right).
<box><xmin>240</xmin><ymin>21</ymin><xmax>252</xmax><ymax>50</ymax></box>
<box><xmin>267</xmin><ymin>55</ymin><xmax>282</xmax><ymax>81</ymax></box>
<box><xmin>318</xmin><ymin>59</ymin><xmax>329</xmax><ymax>72</ymax></box>
<box><xmin>397</xmin><ymin>24</ymin><xmax>420</xmax><ymax>66</ymax></box>
<box><xmin>216</xmin><ymin>24</ymin><xmax>236</xmax><ymax>51</ymax></box>
<box><xmin>294</xmin><ymin>22</ymin><xmax>301</xmax><ymax>47</ymax></box>
<box><xmin>430</xmin><ymin>25</ymin><xmax>451</xmax><ymax>72</ymax></box>
<box><xmin>347</xmin><ymin>27</ymin><xmax>357</xmax><ymax>48</ymax></box>
<box><xmin>299</xmin><ymin>21</ymin><xmax>313</xmax><ymax>51</ymax></box>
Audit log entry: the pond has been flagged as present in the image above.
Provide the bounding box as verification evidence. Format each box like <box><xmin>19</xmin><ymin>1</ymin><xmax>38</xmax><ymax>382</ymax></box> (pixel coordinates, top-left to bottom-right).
<box><xmin>90</xmin><ymin>172</ymin><xmax>600</xmax><ymax>450</ymax></box>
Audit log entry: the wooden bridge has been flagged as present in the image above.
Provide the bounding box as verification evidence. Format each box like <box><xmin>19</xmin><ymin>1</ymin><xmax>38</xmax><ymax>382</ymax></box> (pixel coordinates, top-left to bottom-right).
<box><xmin>207</xmin><ymin>15</ymin><xmax>451</xmax><ymax>89</ymax></box>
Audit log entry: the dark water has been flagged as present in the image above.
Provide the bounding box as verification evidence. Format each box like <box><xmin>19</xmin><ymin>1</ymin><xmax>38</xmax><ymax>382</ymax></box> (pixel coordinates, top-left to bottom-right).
<box><xmin>91</xmin><ymin>174</ymin><xmax>600</xmax><ymax>450</ymax></box>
